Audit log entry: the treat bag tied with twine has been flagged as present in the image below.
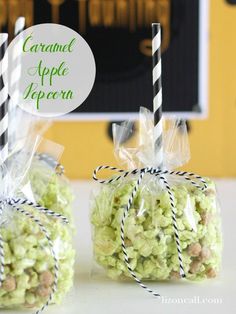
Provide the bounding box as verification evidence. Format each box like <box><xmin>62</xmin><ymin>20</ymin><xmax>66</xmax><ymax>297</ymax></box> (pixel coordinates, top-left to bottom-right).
<box><xmin>91</xmin><ymin>107</ymin><xmax>222</xmax><ymax>290</ymax></box>
<box><xmin>0</xmin><ymin>23</ymin><xmax>75</xmax><ymax>312</ymax></box>
<box><xmin>0</xmin><ymin>112</ymin><xmax>75</xmax><ymax>310</ymax></box>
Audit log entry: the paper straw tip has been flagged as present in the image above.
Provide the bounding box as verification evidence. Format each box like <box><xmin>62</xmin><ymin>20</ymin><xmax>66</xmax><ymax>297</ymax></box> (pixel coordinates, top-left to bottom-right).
<box><xmin>15</xmin><ymin>17</ymin><xmax>26</xmax><ymax>35</ymax></box>
<box><xmin>0</xmin><ymin>34</ymin><xmax>8</xmax><ymax>44</ymax></box>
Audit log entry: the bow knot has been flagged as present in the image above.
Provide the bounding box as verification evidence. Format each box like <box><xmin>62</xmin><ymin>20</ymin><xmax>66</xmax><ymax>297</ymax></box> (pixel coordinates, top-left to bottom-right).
<box><xmin>93</xmin><ymin>166</ymin><xmax>207</xmax><ymax>191</ymax></box>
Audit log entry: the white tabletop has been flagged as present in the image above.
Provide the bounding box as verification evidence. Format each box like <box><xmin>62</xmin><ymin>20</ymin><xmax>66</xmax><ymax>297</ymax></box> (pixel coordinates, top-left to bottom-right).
<box><xmin>3</xmin><ymin>180</ymin><xmax>236</xmax><ymax>313</ymax></box>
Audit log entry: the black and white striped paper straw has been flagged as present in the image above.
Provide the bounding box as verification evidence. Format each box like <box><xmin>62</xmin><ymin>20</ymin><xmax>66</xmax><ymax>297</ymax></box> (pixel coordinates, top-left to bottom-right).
<box><xmin>0</xmin><ymin>34</ymin><xmax>8</xmax><ymax>287</ymax></box>
<box><xmin>12</xmin><ymin>17</ymin><xmax>25</xmax><ymax>92</ymax></box>
<box><xmin>0</xmin><ymin>33</ymin><xmax>8</xmax><ymax>163</ymax></box>
<box><xmin>152</xmin><ymin>24</ymin><xmax>185</xmax><ymax>277</ymax></box>
<box><xmin>152</xmin><ymin>23</ymin><xmax>163</xmax><ymax>167</ymax></box>
<box><xmin>9</xmin><ymin>17</ymin><xmax>25</xmax><ymax>148</ymax></box>
<box><xmin>11</xmin><ymin>17</ymin><xmax>25</xmax><ymax>92</ymax></box>
<box><xmin>14</xmin><ymin>17</ymin><xmax>25</xmax><ymax>37</ymax></box>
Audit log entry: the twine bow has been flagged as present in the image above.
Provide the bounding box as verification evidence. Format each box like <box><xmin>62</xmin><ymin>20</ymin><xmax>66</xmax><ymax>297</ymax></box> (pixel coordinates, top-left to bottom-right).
<box><xmin>93</xmin><ymin>165</ymin><xmax>207</xmax><ymax>297</ymax></box>
<box><xmin>0</xmin><ymin>197</ymin><xmax>69</xmax><ymax>314</ymax></box>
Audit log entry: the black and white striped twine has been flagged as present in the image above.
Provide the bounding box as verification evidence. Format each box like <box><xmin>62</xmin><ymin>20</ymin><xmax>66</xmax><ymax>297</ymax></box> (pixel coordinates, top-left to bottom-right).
<box><xmin>93</xmin><ymin>165</ymin><xmax>207</xmax><ymax>297</ymax></box>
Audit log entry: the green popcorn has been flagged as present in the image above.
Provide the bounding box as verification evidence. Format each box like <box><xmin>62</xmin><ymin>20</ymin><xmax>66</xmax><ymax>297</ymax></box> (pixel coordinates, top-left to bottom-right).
<box><xmin>25</xmin><ymin>292</ymin><xmax>36</xmax><ymax>305</ymax></box>
<box><xmin>11</xmin><ymin>244</ymin><xmax>27</xmax><ymax>259</ymax></box>
<box><xmin>94</xmin><ymin>226</ymin><xmax>118</xmax><ymax>256</ymax></box>
<box><xmin>91</xmin><ymin>177</ymin><xmax>222</xmax><ymax>281</ymax></box>
<box><xmin>0</xmin><ymin>161</ymin><xmax>75</xmax><ymax>310</ymax></box>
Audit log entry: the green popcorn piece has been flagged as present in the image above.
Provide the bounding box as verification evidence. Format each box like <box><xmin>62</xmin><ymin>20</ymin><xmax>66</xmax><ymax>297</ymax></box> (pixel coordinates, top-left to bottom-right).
<box><xmin>11</xmin><ymin>243</ymin><xmax>26</xmax><ymax>259</ymax></box>
<box><xmin>124</xmin><ymin>215</ymin><xmax>143</xmax><ymax>241</ymax></box>
<box><xmin>0</xmin><ymin>161</ymin><xmax>75</xmax><ymax>310</ymax></box>
<box><xmin>17</xmin><ymin>273</ymin><xmax>30</xmax><ymax>289</ymax></box>
<box><xmin>142</xmin><ymin>259</ymin><xmax>156</xmax><ymax>276</ymax></box>
<box><xmin>94</xmin><ymin>226</ymin><xmax>118</xmax><ymax>256</ymax></box>
<box><xmin>92</xmin><ymin>186</ymin><xmax>115</xmax><ymax>226</ymax></box>
<box><xmin>25</xmin><ymin>292</ymin><xmax>36</xmax><ymax>305</ymax></box>
<box><xmin>91</xmin><ymin>177</ymin><xmax>222</xmax><ymax>281</ymax></box>
<box><xmin>34</xmin><ymin>261</ymin><xmax>49</xmax><ymax>273</ymax></box>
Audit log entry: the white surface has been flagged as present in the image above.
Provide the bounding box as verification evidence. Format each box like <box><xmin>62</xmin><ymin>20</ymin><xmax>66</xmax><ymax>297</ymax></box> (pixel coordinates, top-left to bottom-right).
<box><xmin>4</xmin><ymin>179</ymin><xmax>236</xmax><ymax>313</ymax></box>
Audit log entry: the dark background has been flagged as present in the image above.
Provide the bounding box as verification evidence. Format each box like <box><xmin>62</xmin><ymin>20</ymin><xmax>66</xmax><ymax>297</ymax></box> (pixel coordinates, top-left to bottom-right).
<box><xmin>4</xmin><ymin>0</ymin><xmax>200</xmax><ymax>115</ymax></box>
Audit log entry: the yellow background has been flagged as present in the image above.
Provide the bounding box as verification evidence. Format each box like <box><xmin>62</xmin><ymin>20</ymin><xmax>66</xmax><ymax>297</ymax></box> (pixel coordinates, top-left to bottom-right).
<box><xmin>44</xmin><ymin>0</ymin><xmax>236</xmax><ymax>179</ymax></box>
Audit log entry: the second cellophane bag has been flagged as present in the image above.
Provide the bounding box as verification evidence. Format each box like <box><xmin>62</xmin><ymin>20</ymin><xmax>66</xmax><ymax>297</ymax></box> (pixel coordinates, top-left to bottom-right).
<box><xmin>90</xmin><ymin>108</ymin><xmax>222</xmax><ymax>282</ymax></box>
